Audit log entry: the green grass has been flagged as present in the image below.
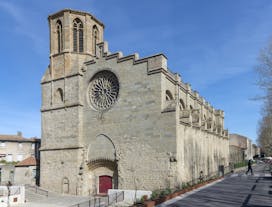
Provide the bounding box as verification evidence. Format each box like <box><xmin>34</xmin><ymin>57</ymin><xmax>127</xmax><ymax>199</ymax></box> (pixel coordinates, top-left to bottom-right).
<box><xmin>0</xmin><ymin>160</ymin><xmax>19</xmax><ymax>165</ymax></box>
<box><xmin>234</xmin><ymin>161</ymin><xmax>248</xmax><ymax>169</ymax></box>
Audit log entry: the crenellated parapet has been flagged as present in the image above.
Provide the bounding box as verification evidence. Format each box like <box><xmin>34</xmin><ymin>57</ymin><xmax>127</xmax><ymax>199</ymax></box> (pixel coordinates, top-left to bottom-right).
<box><xmin>83</xmin><ymin>41</ymin><xmax>169</xmax><ymax>74</ymax></box>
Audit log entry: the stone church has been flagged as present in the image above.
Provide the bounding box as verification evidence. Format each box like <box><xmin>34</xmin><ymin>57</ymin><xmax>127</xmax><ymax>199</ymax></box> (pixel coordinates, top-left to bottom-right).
<box><xmin>40</xmin><ymin>9</ymin><xmax>229</xmax><ymax>195</ymax></box>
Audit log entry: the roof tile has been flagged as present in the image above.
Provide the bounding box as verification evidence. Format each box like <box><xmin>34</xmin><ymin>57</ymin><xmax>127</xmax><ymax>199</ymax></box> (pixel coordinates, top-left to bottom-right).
<box><xmin>15</xmin><ymin>156</ymin><xmax>37</xmax><ymax>167</ymax></box>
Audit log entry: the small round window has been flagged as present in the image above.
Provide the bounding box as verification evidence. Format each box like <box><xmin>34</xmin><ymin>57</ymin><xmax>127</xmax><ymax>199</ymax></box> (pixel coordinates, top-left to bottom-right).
<box><xmin>88</xmin><ymin>71</ymin><xmax>119</xmax><ymax>111</ymax></box>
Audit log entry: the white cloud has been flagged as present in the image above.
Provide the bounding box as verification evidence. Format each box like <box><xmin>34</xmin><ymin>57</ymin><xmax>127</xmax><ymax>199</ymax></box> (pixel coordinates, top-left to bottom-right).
<box><xmin>0</xmin><ymin>1</ymin><xmax>46</xmax><ymax>54</ymax></box>
<box><xmin>0</xmin><ymin>1</ymin><xmax>21</xmax><ymax>20</ymax></box>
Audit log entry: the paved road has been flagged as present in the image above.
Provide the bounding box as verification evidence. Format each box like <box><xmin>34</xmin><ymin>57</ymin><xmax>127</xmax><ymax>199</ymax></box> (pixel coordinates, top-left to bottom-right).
<box><xmin>159</xmin><ymin>164</ymin><xmax>272</xmax><ymax>207</ymax></box>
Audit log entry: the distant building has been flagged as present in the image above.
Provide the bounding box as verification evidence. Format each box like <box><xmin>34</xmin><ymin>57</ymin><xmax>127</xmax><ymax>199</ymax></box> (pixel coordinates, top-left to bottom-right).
<box><xmin>0</xmin><ymin>133</ymin><xmax>40</xmax><ymax>185</ymax></box>
<box><xmin>252</xmin><ymin>144</ymin><xmax>260</xmax><ymax>158</ymax></box>
<box><xmin>229</xmin><ymin>134</ymin><xmax>257</xmax><ymax>164</ymax></box>
<box><xmin>0</xmin><ymin>132</ymin><xmax>40</xmax><ymax>163</ymax></box>
<box><xmin>14</xmin><ymin>156</ymin><xmax>38</xmax><ymax>186</ymax></box>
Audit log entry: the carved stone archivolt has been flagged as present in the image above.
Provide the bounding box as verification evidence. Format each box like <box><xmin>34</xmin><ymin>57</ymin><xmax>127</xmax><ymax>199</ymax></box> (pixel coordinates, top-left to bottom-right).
<box><xmin>87</xmin><ymin>134</ymin><xmax>116</xmax><ymax>162</ymax></box>
<box><xmin>88</xmin><ymin>71</ymin><xmax>119</xmax><ymax>111</ymax></box>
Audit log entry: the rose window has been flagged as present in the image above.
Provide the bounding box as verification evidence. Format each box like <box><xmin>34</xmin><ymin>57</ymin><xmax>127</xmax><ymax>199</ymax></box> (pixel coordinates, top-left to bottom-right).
<box><xmin>88</xmin><ymin>71</ymin><xmax>119</xmax><ymax>111</ymax></box>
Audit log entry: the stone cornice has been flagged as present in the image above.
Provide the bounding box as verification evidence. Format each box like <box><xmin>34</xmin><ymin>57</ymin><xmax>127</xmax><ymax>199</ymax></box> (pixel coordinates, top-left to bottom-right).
<box><xmin>49</xmin><ymin>51</ymin><xmax>93</xmax><ymax>59</ymax></box>
<box><xmin>41</xmin><ymin>72</ymin><xmax>83</xmax><ymax>84</ymax></box>
<box><xmin>41</xmin><ymin>103</ymin><xmax>83</xmax><ymax>112</ymax></box>
<box><xmin>40</xmin><ymin>146</ymin><xmax>84</xmax><ymax>151</ymax></box>
<box><xmin>48</xmin><ymin>9</ymin><xmax>104</xmax><ymax>28</ymax></box>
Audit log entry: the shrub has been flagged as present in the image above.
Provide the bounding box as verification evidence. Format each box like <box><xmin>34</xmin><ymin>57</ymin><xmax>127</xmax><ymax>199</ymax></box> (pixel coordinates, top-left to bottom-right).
<box><xmin>150</xmin><ymin>190</ymin><xmax>160</xmax><ymax>200</ymax></box>
<box><xmin>0</xmin><ymin>160</ymin><xmax>18</xmax><ymax>165</ymax></box>
<box><xmin>159</xmin><ymin>188</ymin><xmax>171</xmax><ymax>197</ymax></box>
<box><xmin>135</xmin><ymin>198</ymin><xmax>143</xmax><ymax>204</ymax></box>
<box><xmin>151</xmin><ymin>188</ymin><xmax>172</xmax><ymax>200</ymax></box>
<box><xmin>181</xmin><ymin>182</ymin><xmax>188</xmax><ymax>189</ymax></box>
<box><xmin>141</xmin><ymin>195</ymin><xmax>148</xmax><ymax>202</ymax></box>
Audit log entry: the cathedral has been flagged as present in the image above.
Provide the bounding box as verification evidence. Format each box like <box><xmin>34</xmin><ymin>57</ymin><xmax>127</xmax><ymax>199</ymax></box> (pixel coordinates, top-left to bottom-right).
<box><xmin>40</xmin><ymin>9</ymin><xmax>229</xmax><ymax>195</ymax></box>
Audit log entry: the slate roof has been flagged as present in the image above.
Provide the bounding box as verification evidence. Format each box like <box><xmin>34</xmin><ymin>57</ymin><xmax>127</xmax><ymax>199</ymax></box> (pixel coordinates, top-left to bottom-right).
<box><xmin>0</xmin><ymin>135</ymin><xmax>40</xmax><ymax>142</ymax></box>
<box><xmin>15</xmin><ymin>156</ymin><xmax>37</xmax><ymax>167</ymax></box>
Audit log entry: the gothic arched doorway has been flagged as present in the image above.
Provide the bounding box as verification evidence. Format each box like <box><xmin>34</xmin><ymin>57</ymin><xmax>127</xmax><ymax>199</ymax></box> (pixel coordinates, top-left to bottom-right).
<box><xmin>86</xmin><ymin>134</ymin><xmax>117</xmax><ymax>195</ymax></box>
<box><xmin>87</xmin><ymin>159</ymin><xmax>118</xmax><ymax>195</ymax></box>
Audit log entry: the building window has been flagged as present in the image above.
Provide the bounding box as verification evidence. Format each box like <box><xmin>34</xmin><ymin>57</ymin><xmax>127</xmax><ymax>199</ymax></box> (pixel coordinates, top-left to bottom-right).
<box><xmin>206</xmin><ymin>117</ymin><xmax>212</xmax><ymax>129</ymax></box>
<box><xmin>6</xmin><ymin>154</ymin><xmax>12</xmax><ymax>162</ymax></box>
<box><xmin>9</xmin><ymin>170</ymin><xmax>14</xmax><ymax>183</ymax></box>
<box><xmin>88</xmin><ymin>71</ymin><xmax>119</xmax><ymax>111</ymax></box>
<box><xmin>166</xmin><ymin>90</ymin><xmax>173</xmax><ymax>101</ymax></box>
<box><xmin>179</xmin><ymin>99</ymin><xmax>185</xmax><ymax>110</ymax></box>
<box><xmin>73</xmin><ymin>18</ymin><xmax>83</xmax><ymax>52</ymax></box>
<box><xmin>32</xmin><ymin>143</ymin><xmax>35</xmax><ymax>150</ymax></box>
<box><xmin>17</xmin><ymin>154</ymin><xmax>23</xmax><ymax>161</ymax></box>
<box><xmin>32</xmin><ymin>169</ymin><xmax>37</xmax><ymax>178</ymax></box>
<box><xmin>54</xmin><ymin>88</ymin><xmax>64</xmax><ymax>104</ymax></box>
<box><xmin>62</xmin><ymin>177</ymin><xmax>69</xmax><ymax>194</ymax></box>
<box><xmin>18</xmin><ymin>143</ymin><xmax>22</xmax><ymax>148</ymax></box>
<box><xmin>92</xmin><ymin>25</ymin><xmax>99</xmax><ymax>54</ymax></box>
<box><xmin>0</xmin><ymin>142</ymin><xmax>6</xmax><ymax>147</ymax></box>
<box><xmin>56</xmin><ymin>20</ymin><xmax>63</xmax><ymax>53</ymax></box>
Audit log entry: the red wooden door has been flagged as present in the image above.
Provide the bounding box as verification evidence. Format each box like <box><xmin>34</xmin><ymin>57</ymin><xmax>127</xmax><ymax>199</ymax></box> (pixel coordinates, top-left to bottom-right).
<box><xmin>99</xmin><ymin>176</ymin><xmax>112</xmax><ymax>194</ymax></box>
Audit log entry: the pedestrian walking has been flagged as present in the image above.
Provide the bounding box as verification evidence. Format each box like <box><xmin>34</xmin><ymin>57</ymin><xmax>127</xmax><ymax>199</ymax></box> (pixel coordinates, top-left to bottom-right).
<box><xmin>246</xmin><ymin>159</ymin><xmax>253</xmax><ymax>175</ymax></box>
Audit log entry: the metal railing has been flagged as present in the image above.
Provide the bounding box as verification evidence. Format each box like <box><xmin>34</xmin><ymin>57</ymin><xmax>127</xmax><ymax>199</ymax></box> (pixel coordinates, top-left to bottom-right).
<box><xmin>107</xmin><ymin>191</ymin><xmax>124</xmax><ymax>206</ymax></box>
<box><xmin>69</xmin><ymin>191</ymin><xmax>124</xmax><ymax>207</ymax></box>
<box><xmin>11</xmin><ymin>186</ymin><xmax>21</xmax><ymax>196</ymax></box>
<box><xmin>0</xmin><ymin>186</ymin><xmax>21</xmax><ymax>197</ymax></box>
<box><xmin>25</xmin><ymin>184</ymin><xmax>49</xmax><ymax>197</ymax></box>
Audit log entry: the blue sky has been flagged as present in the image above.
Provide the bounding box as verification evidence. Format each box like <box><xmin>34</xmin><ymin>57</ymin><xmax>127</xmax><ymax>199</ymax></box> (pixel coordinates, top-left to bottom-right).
<box><xmin>0</xmin><ymin>0</ymin><xmax>270</xmax><ymax>143</ymax></box>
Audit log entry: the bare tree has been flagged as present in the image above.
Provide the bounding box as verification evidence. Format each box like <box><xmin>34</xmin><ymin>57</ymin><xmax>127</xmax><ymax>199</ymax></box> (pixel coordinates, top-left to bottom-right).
<box><xmin>256</xmin><ymin>40</ymin><xmax>272</xmax><ymax>156</ymax></box>
<box><xmin>257</xmin><ymin>113</ymin><xmax>272</xmax><ymax>156</ymax></box>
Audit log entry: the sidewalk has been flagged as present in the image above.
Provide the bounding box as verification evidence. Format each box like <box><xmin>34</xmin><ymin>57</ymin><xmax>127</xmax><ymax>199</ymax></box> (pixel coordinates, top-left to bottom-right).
<box><xmin>158</xmin><ymin>163</ymin><xmax>272</xmax><ymax>207</ymax></box>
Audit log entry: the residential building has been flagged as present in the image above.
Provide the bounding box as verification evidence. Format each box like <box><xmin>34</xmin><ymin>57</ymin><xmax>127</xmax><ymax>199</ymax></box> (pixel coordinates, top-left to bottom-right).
<box><xmin>0</xmin><ymin>133</ymin><xmax>40</xmax><ymax>163</ymax></box>
<box><xmin>0</xmin><ymin>133</ymin><xmax>40</xmax><ymax>185</ymax></box>
<box><xmin>14</xmin><ymin>156</ymin><xmax>38</xmax><ymax>186</ymax></box>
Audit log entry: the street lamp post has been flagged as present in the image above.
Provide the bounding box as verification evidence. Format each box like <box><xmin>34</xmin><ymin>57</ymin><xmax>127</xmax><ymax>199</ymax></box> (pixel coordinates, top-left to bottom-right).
<box><xmin>6</xmin><ymin>181</ymin><xmax>12</xmax><ymax>207</ymax></box>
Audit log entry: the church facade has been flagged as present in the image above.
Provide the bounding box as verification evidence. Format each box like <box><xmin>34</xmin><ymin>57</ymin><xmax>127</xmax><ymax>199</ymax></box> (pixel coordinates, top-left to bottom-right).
<box><xmin>40</xmin><ymin>9</ymin><xmax>229</xmax><ymax>195</ymax></box>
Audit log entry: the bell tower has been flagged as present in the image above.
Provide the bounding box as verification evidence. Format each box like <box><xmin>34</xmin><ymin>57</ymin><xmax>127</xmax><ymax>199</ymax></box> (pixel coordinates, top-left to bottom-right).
<box><xmin>40</xmin><ymin>10</ymin><xmax>104</xmax><ymax>194</ymax></box>
<box><xmin>48</xmin><ymin>9</ymin><xmax>104</xmax><ymax>79</ymax></box>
